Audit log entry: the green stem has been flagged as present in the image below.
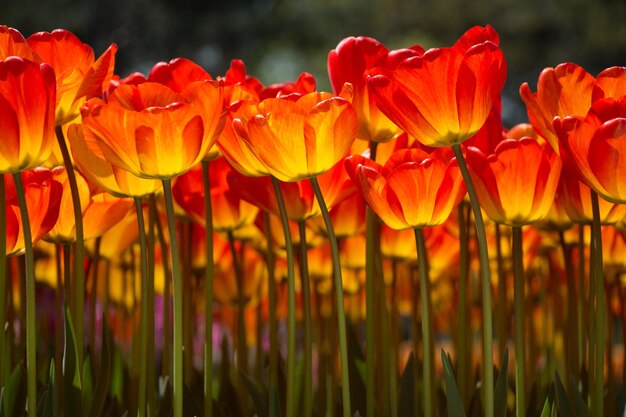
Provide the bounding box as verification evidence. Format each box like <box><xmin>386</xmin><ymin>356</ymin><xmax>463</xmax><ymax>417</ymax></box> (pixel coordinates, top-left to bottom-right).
<box><xmin>590</xmin><ymin>191</ymin><xmax>604</xmax><ymax>416</ymax></box>
<box><xmin>135</xmin><ymin>197</ymin><xmax>148</xmax><ymax>417</ymax></box>
<box><xmin>310</xmin><ymin>176</ymin><xmax>351</xmax><ymax>417</ymax></box>
<box><xmin>55</xmin><ymin>126</ymin><xmax>85</xmax><ymax>370</ymax></box>
<box><xmin>161</xmin><ymin>178</ymin><xmax>183</xmax><ymax>417</ymax></box>
<box><xmin>298</xmin><ymin>221</ymin><xmax>313</xmax><ymax>417</ymax></box>
<box><xmin>154</xmin><ymin>195</ymin><xmax>172</xmax><ymax>380</ymax></box>
<box><xmin>559</xmin><ymin>230</ymin><xmax>580</xmax><ymax>384</ymax></box>
<box><xmin>512</xmin><ymin>226</ymin><xmax>526</xmax><ymax>417</ymax></box>
<box><xmin>366</xmin><ymin>142</ymin><xmax>378</xmax><ymax>417</ymax></box>
<box><xmin>495</xmin><ymin>224</ymin><xmax>507</xmax><ymax>362</ymax></box>
<box><xmin>202</xmin><ymin>160</ymin><xmax>215</xmax><ymax>417</ymax></box>
<box><xmin>227</xmin><ymin>230</ymin><xmax>249</xmax><ymax>401</ymax></box>
<box><xmin>456</xmin><ymin>202</ymin><xmax>470</xmax><ymax>407</ymax></box>
<box><xmin>13</xmin><ymin>172</ymin><xmax>37</xmax><ymax>417</ymax></box>
<box><xmin>271</xmin><ymin>176</ymin><xmax>296</xmax><ymax>417</ymax></box>
<box><xmin>579</xmin><ymin>225</ymin><xmax>588</xmax><ymax>375</ymax></box>
<box><xmin>0</xmin><ymin>174</ymin><xmax>5</xmax><ymax>388</ymax></box>
<box><xmin>365</xmin><ymin>206</ymin><xmax>377</xmax><ymax>417</ymax></box>
<box><xmin>89</xmin><ymin>237</ymin><xmax>101</xmax><ymax>363</ymax></box>
<box><xmin>263</xmin><ymin>212</ymin><xmax>279</xmax><ymax>416</ymax></box>
<box><xmin>55</xmin><ymin>245</ymin><xmax>64</xmax><ymax>415</ymax></box>
<box><xmin>415</xmin><ymin>228</ymin><xmax>434</xmax><ymax>417</ymax></box>
<box><xmin>146</xmin><ymin>195</ymin><xmax>156</xmax><ymax>417</ymax></box>
<box><xmin>452</xmin><ymin>144</ymin><xmax>493</xmax><ymax>417</ymax></box>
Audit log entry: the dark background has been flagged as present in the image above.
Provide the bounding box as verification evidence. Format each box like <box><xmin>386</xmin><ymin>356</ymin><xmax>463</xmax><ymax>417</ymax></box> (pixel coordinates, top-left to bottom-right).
<box><xmin>6</xmin><ymin>0</ymin><xmax>626</xmax><ymax>125</ymax></box>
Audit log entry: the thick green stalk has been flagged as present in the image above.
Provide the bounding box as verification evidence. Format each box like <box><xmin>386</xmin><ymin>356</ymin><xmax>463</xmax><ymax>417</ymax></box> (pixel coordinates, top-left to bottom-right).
<box><xmin>263</xmin><ymin>212</ymin><xmax>279</xmax><ymax>416</ymax></box>
<box><xmin>153</xmin><ymin>196</ymin><xmax>172</xmax><ymax>380</ymax></box>
<box><xmin>298</xmin><ymin>221</ymin><xmax>313</xmax><ymax>417</ymax></box>
<box><xmin>456</xmin><ymin>202</ymin><xmax>470</xmax><ymax>406</ymax></box>
<box><xmin>271</xmin><ymin>176</ymin><xmax>297</xmax><ymax>417</ymax></box>
<box><xmin>0</xmin><ymin>175</ymin><xmax>5</xmax><ymax>387</ymax></box>
<box><xmin>452</xmin><ymin>144</ymin><xmax>494</xmax><ymax>417</ymax></box>
<box><xmin>202</xmin><ymin>160</ymin><xmax>215</xmax><ymax>417</ymax></box>
<box><xmin>511</xmin><ymin>226</ymin><xmax>526</xmax><ymax>417</ymax></box>
<box><xmin>494</xmin><ymin>224</ymin><xmax>507</xmax><ymax>362</ymax></box>
<box><xmin>227</xmin><ymin>230</ymin><xmax>249</xmax><ymax>394</ymax></box>
<box><xmin>577</xmin><ymin>226</ymin><xmax>586</xmax><ymax>374</ymax></box>
<box><xmin>146</xmin><ymin>195</ymin><xmax>156</xmax><ymax>416</ymax></box>
<box><xmin>55</xmin><ymin>126</ymin><xmax>85</xmax><ymax>369</ymax></box>
<box><xmin>161</xmin><ymin>178</ymin><xmax>183</xmax><ymax>417</ymax></box>
<box><xmin>366</xmin><ymin>141</ymin><xmax>378</xmax><ymax>417</ymax></box>
<box><xmin>414</xmin><ymin>228</ymin><xmax>434</xmax><ymax>417</ymax></box>
<box><xmin>590</xmin><ymin>191</ymin><xmax>604</xmax><ymax>416</ymax></box>
<box><xmin>310</xmin><ymin>176</ymin><xmax>351</xmax><ymax>417</ymax></box>
<box><xmin>135</xmin><ymin>197</ymin><xmax>148</xmax><ymax>417</ymax></box>
<box><xmin>13</xmin><ymin>172</ymin><xmax>37</xmax><ymax>417</ymax></box>
<box><xmin>559</xmin><ymin>230</ymin><xmax>580</xmax><ymax>384</ymax></box>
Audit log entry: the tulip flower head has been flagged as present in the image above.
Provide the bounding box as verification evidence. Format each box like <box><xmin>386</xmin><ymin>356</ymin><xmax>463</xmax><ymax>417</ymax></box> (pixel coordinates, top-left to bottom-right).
<box><xmin>81</xmin><ymin>79</ymin><xmax>225</xmax><ymax>180</ymax></box>
<box><xmin>345</xmin><ymin>147</ymin><xmax>466</xmax><ymax>229</ymax></box>
<box><xmin>367</xmin><ymin>25</ymin><xmax>506</xmax><ymax>147</ymax></box>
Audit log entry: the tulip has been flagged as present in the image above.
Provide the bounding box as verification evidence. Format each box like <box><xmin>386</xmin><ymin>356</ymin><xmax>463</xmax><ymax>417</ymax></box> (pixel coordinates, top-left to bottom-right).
<box><xmin>328</xmin><ymin>36</ymin><xmax>423</xmax><ymax>143</ymax></box>
<box><xmin>345</xmin><ymin>147</ymin><xmax>466</xmax><ymax>230</ymax></box>
<box><xmin>27</xmin><ymin>29</ymin><xmax>117</xmax><ymax>126</ymax></box>
<box><xmin>0</xmin><ymin>57</ymin><xmax>56</xmax><ymax>173</ymax></box>
<box><xmin>367</xmin><ymin>25</ymin><xmax>506</xmax><ymax>147</ymax></box>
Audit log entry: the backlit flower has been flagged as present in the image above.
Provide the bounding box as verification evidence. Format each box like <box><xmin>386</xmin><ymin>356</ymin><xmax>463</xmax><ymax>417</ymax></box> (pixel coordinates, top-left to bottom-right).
<box><xmin>345</xmin><ymin>147</ymin><xmax>465</xmax><ymax>229</ymax></box>
<box><xmin>81</xmin><ymin>80</ymin><xmax>225</xmax><ymax>179</ymax></box>
<box><xmin>0</xmin><ymin>57</ymin><xmax>56</xmax><ymax>173</ymax></box>
<box><xmin>367</xmin><ymin>25</ymin><xmax>506</xmax><ymax>147</ymax></box>
<box><xmin>328</xmin><ymin>36</ymin><xmax>423</xmax><ymax>143</ymax></box>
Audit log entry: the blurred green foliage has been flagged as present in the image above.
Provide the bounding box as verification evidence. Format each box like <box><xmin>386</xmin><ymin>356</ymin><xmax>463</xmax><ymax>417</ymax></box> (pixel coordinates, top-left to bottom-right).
<box><xmin>5</xmin><ymin>0</ymin><xmax>626</xmax><ymax>124</ymax></box>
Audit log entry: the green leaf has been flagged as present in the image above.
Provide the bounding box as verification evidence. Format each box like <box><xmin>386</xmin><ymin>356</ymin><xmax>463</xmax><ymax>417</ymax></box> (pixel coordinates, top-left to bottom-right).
<box><xmin>63</xmin><ymin>306</ymin><xmax>83</xmax><ymax>417</ymax></box>
<box><xmin>3</xmin><ymin>364</ymin><xmax>26</xmax><ymax>417</ymax></box>
<box><xmin>397</xmin><ymin>352</ymin><xmax>415</xmax><ymax>417</ymax></box>
<box><xmin>82</xmin><ymin>354</ymin><xmax>94</xmax><ymax>414</ymax></box>
<box><xmin>539</xmin><ymin>385</ymin><xmax>555</xmax><ymax>417</ymax></box>
<box><xmin>441</xmin><ymin>349</ymin><xmax>466</xmax><ymax>417</ymax></box>
<box><xmin>554</xmin><ymin>371</ymin><xmax>573</xmax><ymax>417</ymax></box>
<box><xmin>87</xmin><ymin>321</ymin><xmax>112</xmax><ymax>417</ymax></box>
<box><xmin>494</xmin><ymin>349</ymin><xmax>508</xmax><ymax>417</ymax></box>
<box><xmin>568</xmin><ymin>376</ymin><xmax>589</xmax><ymax>417</ymax></box>
<box><xmin>38</xmin><ymin>360</ymin><xmax>56</xmax><ymax>417</ymax></box>
<box><xmin>242</xmin><ymin>372</ymin><xmax>268</xmax><ymax>417</ymax></box>
<box><xmin>347</xmin><ymin>323</ymin><xmax>366</xmax><ymax>416</ymax></box>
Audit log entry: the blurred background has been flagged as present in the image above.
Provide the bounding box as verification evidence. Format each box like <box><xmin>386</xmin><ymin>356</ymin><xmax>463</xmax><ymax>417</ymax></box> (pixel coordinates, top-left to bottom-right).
<box><xmin>6</xmin><ymin>0</ymin><xmax>626</xmax><ymax>125</ymax></box>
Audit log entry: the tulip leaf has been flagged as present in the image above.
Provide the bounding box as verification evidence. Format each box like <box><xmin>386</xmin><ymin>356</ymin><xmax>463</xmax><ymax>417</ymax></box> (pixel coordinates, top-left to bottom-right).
<box><xmin>38</xmin><ymin>360</ymin><xmax>55</xmax><ymax>417</ymax></box>
<box><xmin>347</xmin><ymin>324</ymin><xmax>366</xmax><ymax>416</ymax></box>
<box><xmin>397</xmin><ymin>352</ymin><xmax>415</xmax><ymax>417</ymax></box>
<box><xmin>87</xmin><ymin>321</ymin><xmax>112</xmax><ymax>417</ymax></box>
<box><xmin>554</xmin><ymin>371</ymin><xmax>573</xmax><ymax>417</ymax></box>
<box><xmin>568</xmin><ymin>376</ymin><xmax>589</xmax><ymax>417</ymax></box>
<box><xmin>63</xmin><ymin>306</ymin><xmax>83</xmax><ymax>417</ymax></box>
<box><xmin>82</xmin><ymin>354</ymin><xmax>94</xmax><ymax>414</ymax></box>
<box><xmin>494</xmin><ymin>349</ymin><xmax>509</xmax><ymax>417</ymax></box>
<box><xmin>3</xmin><ymin>364</ymin><xmax>25</xmax><ymax>417</ymax></box>
<box><xmin>441</xmin><ymin>349</ymin><xmax>466</xmax><ymax>417</ymax></box>
<box><xmin>539</xmin><ymin>385</ymin><xmax>555</xmax><ymax>417</ymax></box>
<box><xmin>242</xmin><ymin>372</ymin><xmax>268</xmax><ymax>417</ymax></box>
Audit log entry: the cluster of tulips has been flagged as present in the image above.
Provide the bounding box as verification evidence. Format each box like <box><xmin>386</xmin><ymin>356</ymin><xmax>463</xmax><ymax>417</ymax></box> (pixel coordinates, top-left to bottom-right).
<box><xmin>0</xmin><ymin>22</ymin><xmax>625</xmax><ymax>417</ymax></box>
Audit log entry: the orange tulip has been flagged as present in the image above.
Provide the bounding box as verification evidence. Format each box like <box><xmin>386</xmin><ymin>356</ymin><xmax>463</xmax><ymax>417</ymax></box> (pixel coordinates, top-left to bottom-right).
<box><xmin>0</xmin><ymin>26</ymin><xmax>37</xmax><ymax>60</ymax></box>
<box><xmin>66</xmin><ymin>123</ymin><xmax>161</xmax><ymax>198</ymax></box>
<box><xmin>554</xmin><ymin>161</ymin><xmax>626</xmax><ymax>225</ymax></box>
<box><xmin>0</xmin><ymin>57</ymin><xmax>56</xmax><ymax>173</ymax></box>
<box><xmin>173</xmin><ymin>157</ymin><xmax>259</xmax><ymax>231</ymax></box>
<box><xmin>367</xmin><ymin>25</ymin><xmax>506</xmax><ymax>147</ymax></box>
<box><xmin>5</xmin><ymin>168</ymin><xmax>62</xmax><ymax>256</ymax></box>
<box><xmin>328</xmin><ymin>36</ymin><xmax>423</xmax><ymax>143</ymax></box>
<box><xmin>81</xmin><ymin>79</ymin><xmax>225</xmax><ymax>179</ymax></box>
<box><xmin>227</xmin><ymin>158</ymin><xmax>354</xmax><ymax>221</ymax></box>
<box><xmin>520</xmin><ymin>63</ymin><xmax>596</xmax><ymax>153</ymax></box>
<box><xmin>27</xmin><ymin>29</ymin><xmax>117</xmax><ymax>125</ymax></box>
<box><xmin>230</xmin><ymin>78</ymin><xmax>358</xmax><ymax>181</ymax></box>
<box><xmin>554</xmin><ymin>97</ymin><xmax>626</xmax><ymax>204</ymax></box>
<box><xmin>45</xmin><ymin>167</ymin><xmax>133</xmax><ymax>243</ymax></box>
<box><xmin>345</xmin><ymin>147</ymin><xmax>465</xmax><ymax>229</ymax></box>
<box><xmin>465</xmin><ymin>137</ymin><xmax>562</xmax><ymax>226</ymax></box>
